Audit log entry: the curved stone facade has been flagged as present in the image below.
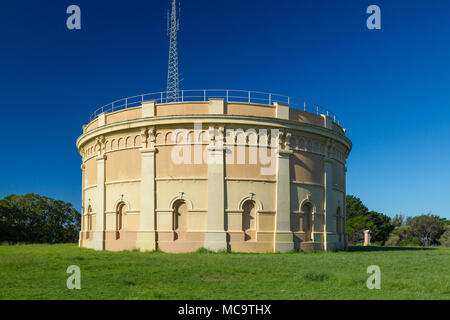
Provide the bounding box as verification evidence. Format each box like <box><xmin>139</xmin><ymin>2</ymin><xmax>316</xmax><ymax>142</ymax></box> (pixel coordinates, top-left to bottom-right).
<box><xmin>77</xmin><ymin>97</ymin><xmax>352</xmax><ymax>252</ymax></box>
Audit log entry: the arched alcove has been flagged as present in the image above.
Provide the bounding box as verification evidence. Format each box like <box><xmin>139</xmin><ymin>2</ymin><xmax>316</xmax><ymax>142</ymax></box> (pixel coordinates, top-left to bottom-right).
<box><xmin>116</xmin><ymin>202</ymin><xmax>127</xmax><ymax>231</ymax></box>
<box><xmin>87</xmin><ymin>205</ymin><xmax>93</xmax><ymax>232</ymax></box>
<box><xmin>242</xmin><ymin>200</ymin><xmax>257</xmax><ymax>241</ymax></box>
<box><xmin>173</xmin><ymin>200</ymin><xmax>188</xmax><ymax>241</ymax></box>
<box><xmin>302</xmin><ymin>202</ymin><xmax>313</xmax><ymax>242</ymax></box>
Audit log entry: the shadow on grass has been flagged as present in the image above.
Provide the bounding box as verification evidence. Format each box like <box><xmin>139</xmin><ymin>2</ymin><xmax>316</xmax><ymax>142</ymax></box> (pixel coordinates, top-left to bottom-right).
<box><xmin>348</xmin><ymin>245</ymin><xmax>435</xmax><ymax>252</ymax></box>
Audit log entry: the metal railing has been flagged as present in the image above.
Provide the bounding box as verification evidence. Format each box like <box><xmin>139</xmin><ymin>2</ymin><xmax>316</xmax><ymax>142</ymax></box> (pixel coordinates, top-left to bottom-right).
<box><xmin>88</xmin><ymin>89</ymin><xmax>341</xmax><ymax>126</ymax></box>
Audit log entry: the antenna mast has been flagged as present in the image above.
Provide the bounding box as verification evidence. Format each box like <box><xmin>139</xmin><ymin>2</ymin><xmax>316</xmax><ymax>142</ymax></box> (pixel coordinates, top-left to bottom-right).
<box><xmin>166</xmin><ymin>0</ymin><xmax>180</xmax><ymax>102</ymax></box>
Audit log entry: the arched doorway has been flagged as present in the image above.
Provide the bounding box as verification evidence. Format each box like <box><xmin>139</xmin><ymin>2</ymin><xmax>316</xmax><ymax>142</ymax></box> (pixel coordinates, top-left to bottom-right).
<box><xmin>173</xmin><ymin>200</ymin><xmax>188</xmax><ymax>240</ymax></box>
<box><xmin>242</xmin><ymin>200</ymin><xmax>257</xmax><ymax>241</ymax></box>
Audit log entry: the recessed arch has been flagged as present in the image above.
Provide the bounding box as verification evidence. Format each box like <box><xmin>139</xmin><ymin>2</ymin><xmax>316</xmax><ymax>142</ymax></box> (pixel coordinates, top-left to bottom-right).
<box><xmin>299</xmin><ymin>197</ymin><xmax>316</xmax><ymax>214</ymax></box>
<box><xmin>116</xmin><ymin>201</ymin><xmax>128</xmax><ymax>231</ymax></box>
<box><xmin>242</xmin><ymin>199</ymin><xmax>257</xmax><ymax>241</ymax></box>
<box><xmin>125</xmin><ymin>136</ymin><xmax>133</xmax><ymax>148</ymax></box>
<box><xmin>154</xmin><ymin>132</ymin><xmax>164</xmax><ymax>145</ymax></box>
<box><xmin>299</xmin><ymin>196</ymin><xmax>316</xmax><ymax>242</ymax></box>
<box><xmin>133</xmin><ymin>135</ymin><xmax>141</xmax><ymax>147</ymax></box>
<box><xmin>172</xmin><ymin>199</ymin><xmax>188</xmax><ymax>235</ymax></box>
<box><xmin>238</xmin><ymin>193</ymin><xmax>263</xmax><ymax>212</ymax></box>
<box><xmin>187</xmin><ymin>130</ymin><xmax>195</xmax><ymax>143</ymax></box>
<box><xmin>168</xmin><ymin>193</ymin><xmax>194</xmax><ymax>211</ymax></box>
<box><xmin>86</xmin><ymin>205</ymin><xmax>93</xmax><ymax>231</ymax></box>
<box><xmin>113</xmin><ymin>198</ymin><xmax>131</xmax><ymax>212</ymax></box>
<box><xmin>118</xmin><ymin>137</ymin><xmax>124</xmax><ymax>149</ymax></box>
<box><xmin>174</xmin><ymin>130</ymin><xmax>188</xmax><ymax>144</ymax></box>
<box><xmin>258</xmin><ymin>131</ymin><xmax>269</xmax><ymax>146</ymax></box>
<box><xmin>246</xmin><ymin>129</ymin><xmax>258</xmax><ymax>145</ymax></box>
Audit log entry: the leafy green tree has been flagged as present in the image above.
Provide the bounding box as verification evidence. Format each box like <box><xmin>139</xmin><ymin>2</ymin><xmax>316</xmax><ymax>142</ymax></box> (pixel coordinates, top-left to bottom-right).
<box><xmin>347</xmin><ymin>215</ymin><xmax>369</xmax><ymax>243</ymax></box>
<box><xmin>0</xmin><ymin>194</ymin><xmax>80</xmax><ymax>244</ymax></box>
<box><xmin>346</xmin><ymin>195</ymin><xmax>368</xmax><ymax>219</ymax></box>
<box><xmin>345</xmin><ymin>196</ymin><xmax>393</xmax><ymax>244</ymax></box>
<box><xmin>439</xmin><ymin>225</ymin><xmax>450</xmax><ymax>247</ymax></box>
<box><xmin>391</xmin><ymin>214</ymin><xmax>405</xmax><ymax>228</ymax></box>
<box><xmin>386</xmin><ymin>225</ymin><xmax>421</xmax><ymax>246</ymax></box>
<box><xmin>365</xmin><ymin>211</ymin><xmax>394</xmax><ymax>243</ymax></box>
<box><xmin>406</xmin><ymin>214</ymin><xmax>444</xmax><ymax>246</ymax></box>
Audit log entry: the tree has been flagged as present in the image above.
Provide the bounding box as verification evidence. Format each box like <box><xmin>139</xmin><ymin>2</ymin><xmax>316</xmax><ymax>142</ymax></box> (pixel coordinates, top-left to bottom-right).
<box><xmin>439</xmin><ymin>225</ymin><xmax>450</xmax><ymax>247</ymax></box>
<box><xmin>406</xmin><ymin>214</ymin><xmax>444</xmax><ymax>246</ymax></box>
<box><xmin>0</xmin><ymin>194</ymin><xmax>80</xmax><ymax>244</ymax></box>
<box><xmin>391</xmin><ymin>214</ymin><xmax>405</xmax><ymax>228</ymax></box>
<box><xmin>385</xmin><ymin>225</ymin><xmax>420</xmax><ymax>246</ymax></box>
<box><xmin>346</xmin><ymin>195</ymin><xmax>368</xmax><ymax>219</ymax></box>
<box><xmin>365</xmin><ymin>211</ymin><xmax>394</xmax><ymax>243</ymax></box>
<box><xmin>345</xmin><ymin>196</ymin><xmax>393</xmax><ymax>244</ymax></box>
<box><xmin>347</xmin><ymin>215</ymin><xmax>369</xmax><ymax>243</ymax></box>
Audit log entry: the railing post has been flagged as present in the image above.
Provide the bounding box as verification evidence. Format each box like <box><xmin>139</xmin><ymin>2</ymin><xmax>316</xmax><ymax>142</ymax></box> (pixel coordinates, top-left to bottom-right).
<box><xmin>125</xmin><ymin>98</ymin><xmax>128</xmax><ymax>109</ymax></box>
<box><xmin>288</xmin><ymin>96</ymin><xmax>290</xmax><ymax>105</ymax></box>
<box><xmin>269</xmin><ymin>93</ymin><xmax>272</xmax><ymax>105</ymax></box>
<box><xmin>304</xmin><ymin>102</ymin><xmax>306</xmax><ymax>111</ymax></box>
<box><xmin>226</xmin><ymin>90</ymin><xmax>229</xmax><ymax>102</ymax></box>
<box><xmin>248</xmin><ymin>91</ymin><xmax>251</xmax><ymax>103</ymax></box>
<box><xmin>204</xmin><ymin>90</ymin><xmax>206</xmax><ymax>102</ymax></box>
<box><xmin>182</xmin><ymin>90</ymin><xmax>184</xmax><ymax>102</ymax></box>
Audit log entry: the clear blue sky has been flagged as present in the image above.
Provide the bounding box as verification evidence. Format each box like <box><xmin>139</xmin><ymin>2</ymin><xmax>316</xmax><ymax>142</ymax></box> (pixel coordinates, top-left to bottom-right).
<box><xmin>0</xmin><ymin>0</ymin><xmax>449</xmax><ymax>219</ymax></box>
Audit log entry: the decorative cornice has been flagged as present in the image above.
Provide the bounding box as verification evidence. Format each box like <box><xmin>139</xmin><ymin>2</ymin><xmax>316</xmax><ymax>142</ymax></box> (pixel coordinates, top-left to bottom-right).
<box><xmin>76</xmin><ymin>114</ymin><xmax>352</xmax><ymax>153</ymax></box>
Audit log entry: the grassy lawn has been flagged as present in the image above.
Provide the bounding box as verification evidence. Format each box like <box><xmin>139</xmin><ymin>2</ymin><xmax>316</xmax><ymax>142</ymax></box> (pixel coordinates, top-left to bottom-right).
<box><xmin>0</xmin><ymin>244</ymin><xmax>448</xmax><ymax>300</ymax></box>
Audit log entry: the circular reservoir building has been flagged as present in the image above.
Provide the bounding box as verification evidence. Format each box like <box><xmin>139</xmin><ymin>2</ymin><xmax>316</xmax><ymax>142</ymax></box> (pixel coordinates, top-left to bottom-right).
<box><xmin>76</xmin><ymin>90</ymin><xmax>352</xmax><ymax>253</ymax></box>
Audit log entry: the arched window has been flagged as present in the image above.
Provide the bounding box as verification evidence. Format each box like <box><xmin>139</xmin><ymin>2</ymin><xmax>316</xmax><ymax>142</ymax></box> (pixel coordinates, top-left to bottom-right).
<box><xmin>242</xmin><ymin>200</ymin><xmax>257</xmax><ymax>241</ymax></box>
<box><xmin>173</xmin><ymin>200</ymin><xmax>188</xmax><ymax>239</ymax></box>
<box><xmin>87</xmin><ymin>205</ymin><xmax>93</xmax><ymax>231</ymax></box>
<box><xmin>302</xmin><ymin>202</ymin><xmax>313</xmax><ymax>241</ymax></box>
<box><xmin>336</xmin><ymin>207</ymin><xmax>342</xmax><ymax>241</ymax></box>
<box><xmin>117</xmin><ymin>202</ymin><xmax>127</xmax><ymax>231</ymax></box>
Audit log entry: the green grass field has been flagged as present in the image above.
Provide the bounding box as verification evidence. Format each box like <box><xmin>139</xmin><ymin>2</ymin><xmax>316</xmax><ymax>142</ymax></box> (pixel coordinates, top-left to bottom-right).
<box><xmin>0</xmin><ymin>244</ymin><xmax>448</xmax><ymax>300</ymax></box>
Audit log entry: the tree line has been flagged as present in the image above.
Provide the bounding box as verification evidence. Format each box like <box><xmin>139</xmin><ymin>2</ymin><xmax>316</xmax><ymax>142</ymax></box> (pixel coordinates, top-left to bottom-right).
<box><xmin>346</xmin><ymin>195</ymin><xmax>450</xmax><ymax>247</ymax></box>
<box><xmin>0</xmin><ymin>194</ymin><xmax>80</xmax><ymax>244</ymax></box>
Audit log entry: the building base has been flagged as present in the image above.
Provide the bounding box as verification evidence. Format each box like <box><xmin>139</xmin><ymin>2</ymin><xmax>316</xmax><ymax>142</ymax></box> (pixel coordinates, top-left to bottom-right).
<box><xmin>274</xmin><ymin>232</ymin><xmax>294</xmax><ymax>252</ymax></box>
<box><xmin>204</xmin><ymin>232</ymin><xmax>227</xmax><ymax>252</ymax></box>
<box><xmin>136</xmin><ymin>231</ymin><xmax>157</xmax><ymax>252</ymax></box>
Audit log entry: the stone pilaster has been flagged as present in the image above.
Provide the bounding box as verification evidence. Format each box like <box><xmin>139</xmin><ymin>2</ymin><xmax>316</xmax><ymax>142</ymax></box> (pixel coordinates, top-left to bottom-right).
<box><xmin>137</xmin><ymin>127</ymin><xmax>157</xmax><ymax>251</ymax></box>
<box><xmin>92</xmin><ymin>142</ymin><xmax>106</xmax><ymax>251</ymax></box>
<box><xmin>323</xmin><ymin>140</ymin><xmax>337</xmax><ymax>251</ymax></box>
<box><xmin>343</xmin><ymin>165</ymin><xmax>348</xmax><ymax>250</ymax></box>
<box><xmin>204</xmin><ymin>126</ymin><xmax>227</xmax><ymax>252</ymax></box>
<box><xmin>274</xmin><ymin>130</ymin><xmax>294</xmax><ymax>252</ymax></box>
<box><xmin>79</xmin><ymin>163</ymin><xmax>85</xmax><ymax>248</ymax></box>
